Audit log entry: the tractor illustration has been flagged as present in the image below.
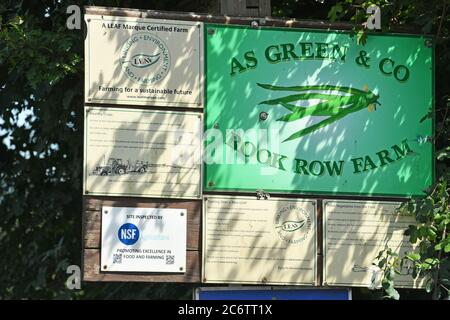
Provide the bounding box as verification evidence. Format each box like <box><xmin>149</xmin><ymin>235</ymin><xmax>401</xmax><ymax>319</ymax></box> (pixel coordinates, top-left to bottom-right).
<box><xmin>92</xmin><ymin>158</ymin><xmax>149</xmax><ymax>176</ymax></box>
<box><xmin>129</xmin><ymin>160</ymin><xmax>149</xmax><ymax>174</ymax></box>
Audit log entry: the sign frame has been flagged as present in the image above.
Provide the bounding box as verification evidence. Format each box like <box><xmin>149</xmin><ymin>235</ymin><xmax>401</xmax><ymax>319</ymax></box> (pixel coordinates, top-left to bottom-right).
<box><xmin>202</xmin><ymin>195</ymin><xmax>318</xmax><ymax>286</ymax></box>
<box><xmin>203</xmin><ymin>23</ymin><xmax>435</xmax><ymax>198</ymax></box>
<box><xmin>100</xmin><ymin>206</ymin><xmax>187</xmax><ymax>273</ymax></box>
<box><xmin>84</xmin><ymin>13</ymin><xmax>204</xmax><ymax>108</ymax></box>
<box><xmin>82</xmin><ymin>197</ymin><xmax>202</xmax><ymax>283</ymax></box>
<box><xmin>83</xmin><ymin>106</ymin><xmax>203</xmax><ymax>200</ymax></box>
<box><xmin>322</xmin><ymin>199</ymin><xmax>426</xmax><ymax>288</ymax></box>
<box><xmin>81</xmin><ymin>5</ymin><xmax>435</xmax><ymax>286</ymax></box>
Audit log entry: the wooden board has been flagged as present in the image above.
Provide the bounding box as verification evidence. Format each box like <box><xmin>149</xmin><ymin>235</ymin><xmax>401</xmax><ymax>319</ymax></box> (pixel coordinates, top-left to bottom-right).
<box><xmin>82</xmin><ymin>196</ymin><xmax>201</xmax><ymax>282</ymax></box>
<box><xmin>220</xmin><ymin>0</ymin><xmax>271</xmax><ymax>17</ymax></box>
<box><xmin>84</xmin><ymin>6</ymin><xmax>419</xmax><ymax>34</ymax></box>
<box><xmin>81</xmin><ymin>6</ymin><xmax>421</xmax><ymax>286</ymax></box>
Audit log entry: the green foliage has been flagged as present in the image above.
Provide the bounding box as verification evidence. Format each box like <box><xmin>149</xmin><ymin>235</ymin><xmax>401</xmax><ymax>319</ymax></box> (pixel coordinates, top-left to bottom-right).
<box><xmin>0</xmin><ymin>0</ymin><xmax>84</xmax><ymax>299</ymax></box>
<box><xmin>328</xmin><ymin>3</ymin><xmax>344</xmax><ymax>21</ymax></box>
<box><xmin>375</xmin><ymin>249</ymin><xmax>401</xmax><ymax>300</ymax></box>
<box><xmin>373</xmin><ymin>179</ymin><xmax>450</xmax><ymax>299</ymax></box>
<box><xmin>400</xmin><ymin>180</ymin><xmax>449</xmax><ymax>299</ymax></box>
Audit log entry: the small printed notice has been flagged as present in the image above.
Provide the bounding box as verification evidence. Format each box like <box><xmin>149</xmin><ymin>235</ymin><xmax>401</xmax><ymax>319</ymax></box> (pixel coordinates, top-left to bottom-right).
<box><xmin>101</xmin><ymin>206</ymin><xmax>186</xmax><ymax>273</ymax></box>
<box><xmin>323</xmin><ymin>200</ymin><xmax>425</xmax><ymax>288</ymax></box>
<box><xmin>83</xmin><ymin>106</ymin><xmax>202</xmax><ymax>199</ymax></box>
<box><xmin>85</xmin><ymin>14</ymin><xmax>203</xmax><ymax>107</ymax></box>
<box><xmin>203</xmin><ymin>196</ymin><xmax>317</xmax><ymax>285</ymax></box>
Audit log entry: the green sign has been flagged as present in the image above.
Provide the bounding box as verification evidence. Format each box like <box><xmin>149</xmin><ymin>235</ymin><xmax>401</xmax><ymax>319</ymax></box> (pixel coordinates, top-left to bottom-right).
<box><xmin>204</xmin><ymin>24</ymin><xmax>434</xmax><ymax>197</ymax></box>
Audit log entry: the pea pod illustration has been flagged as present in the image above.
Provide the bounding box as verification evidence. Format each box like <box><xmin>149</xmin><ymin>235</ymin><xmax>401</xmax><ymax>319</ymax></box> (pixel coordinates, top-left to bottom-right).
<box><xmin>258</xmin><ymin>83</ymin><xmax>380</xmax><ymax>142</ymax></box>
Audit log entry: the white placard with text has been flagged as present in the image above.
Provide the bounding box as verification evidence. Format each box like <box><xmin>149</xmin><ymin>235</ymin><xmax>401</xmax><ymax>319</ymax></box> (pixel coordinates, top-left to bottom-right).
<box><xmin>101</xmin><ymin>206</ymin><xmax>187</xmax><ymax>273</ymax></box>
<box><xmin>85</xmin><ymin>14</ymin><xmax>203</xmax><ymax>107</ymax></box>
<box><xmin>83</xmin><ymin>106</ymin><xmax>202</xmax><ymax>199</ymax></box>
<box><xmin>203</xmin><ymin>195</ymin><xmax>317</xmax><ymax>285</ymax></box>
<box><xmin>323</xmin><ymin>200</ymin><xmax>425</xmax><ymax>288</ymax></box>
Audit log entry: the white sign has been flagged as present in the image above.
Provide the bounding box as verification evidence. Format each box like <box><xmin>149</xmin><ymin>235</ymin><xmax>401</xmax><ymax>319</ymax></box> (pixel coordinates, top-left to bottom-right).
<box><xmin>85</xmin><ymin>14</ymin><xmax>203</xmax><ymax>107</ymax></box>
<box><xmin>323</xmin><ymin>200</ymin><xmax>425</xmax><ymax>288</ymax></box>
<box><xmin>101</xmin><ymin>206</ymin><xmax>187</xmax><ymax>273</ymax></box>
<box><xmin>83</xmin><ymin>106</ymin><xmax>202</xmax><ymax>199</ymax></box>
<box><xmin>203</xmin><ymin>196</ymin><xmax>317</xmax><ymax>285</ymax></box>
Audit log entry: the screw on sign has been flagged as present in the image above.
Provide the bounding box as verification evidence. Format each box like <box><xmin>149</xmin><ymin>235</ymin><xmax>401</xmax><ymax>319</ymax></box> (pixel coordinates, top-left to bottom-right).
<box><xmin>259</xmin><ymin>111</ymin><xmax>268</xmax><ymax>121</ymax></box>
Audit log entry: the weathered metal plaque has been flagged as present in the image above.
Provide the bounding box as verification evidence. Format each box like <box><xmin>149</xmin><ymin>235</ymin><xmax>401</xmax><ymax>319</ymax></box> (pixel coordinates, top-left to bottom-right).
<box><xmin>83</xmin><ymin>106</ymin><xmax>202</xmax><ymax>199</ymax></box>
<box><xmin>323</xmin><ymin>200</ymin><xmax>425</xmax><ymax>288</ymax></box>
<box><xmin>85</xmin><ymin>14</ymin><xmax>203</xmax><ymax>107</ymax></box>
<box><xmin>203</xmin><ymin>195</ymin><xmax>317</xmax><ymax>285</ymax></box>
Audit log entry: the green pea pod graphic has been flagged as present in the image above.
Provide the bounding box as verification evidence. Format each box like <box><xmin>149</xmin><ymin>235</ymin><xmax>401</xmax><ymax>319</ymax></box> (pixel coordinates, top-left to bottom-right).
<box><xmin>257</xmin><ymin>83</ymin><xmax>380</xmax><ymax>142</ymax></box>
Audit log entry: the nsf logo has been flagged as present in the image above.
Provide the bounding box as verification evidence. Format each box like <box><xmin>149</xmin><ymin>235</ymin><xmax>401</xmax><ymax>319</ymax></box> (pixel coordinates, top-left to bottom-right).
<box><xmin>118</xmin><ymin>223</ymin><xmax>140</xmax><ymax>245</ymax></box>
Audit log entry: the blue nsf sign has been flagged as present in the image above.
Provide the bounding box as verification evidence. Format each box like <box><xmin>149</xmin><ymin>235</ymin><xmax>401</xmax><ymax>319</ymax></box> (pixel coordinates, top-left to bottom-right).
<box><xmin>118</xmin><ymin>223</ymin><xmax>140</xmax><ymax>245</ymax></box>
<box><xmin>195</xmin><ymin>287</ymin><xmax>351</xmax><ymax>300</ymax></box>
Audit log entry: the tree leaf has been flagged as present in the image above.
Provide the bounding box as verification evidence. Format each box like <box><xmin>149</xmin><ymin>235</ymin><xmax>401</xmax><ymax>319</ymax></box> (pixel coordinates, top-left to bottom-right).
<box><xmin>328</xmin><ymin>3</ymin><xmax>343</xmax><ymax>21</ymax></box>
<box><xmin>406</xmin><ymin>252</ymin><xmax>421</xmax><ymax>261</ymax></box>
<box><xmin>444</xmin><ymin>244</ymin><xmax>450</xmax><ymax>253</ymax></box>
<box><xmin>356</xmin><ymin>29</ymin><xmax>367</xmax><ymax>45</ymax></box>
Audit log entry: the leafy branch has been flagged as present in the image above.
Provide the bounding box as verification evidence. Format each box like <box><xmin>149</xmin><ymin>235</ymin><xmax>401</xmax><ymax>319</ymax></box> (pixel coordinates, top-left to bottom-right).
<box><xmin>374</xmin><ymin>179</ymin><xmax>450</xmax><ymax>299</ymax></box>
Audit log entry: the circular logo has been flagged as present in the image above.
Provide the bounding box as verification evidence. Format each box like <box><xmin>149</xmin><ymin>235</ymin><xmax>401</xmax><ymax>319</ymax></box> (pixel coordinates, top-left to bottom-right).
<box><xmin>118</xmin><ymin>223</ymin><xmax>140</xmax><ymax>245</ymax></box>
<box><xmin>119</xmin><ymin>32</ymin><xmax>170</xmax><ymax>85</ymax></box>
<box><xmin>275</xmin><ymin>205</ymin><xmax>312</xmax><ymax>244</ymax></box>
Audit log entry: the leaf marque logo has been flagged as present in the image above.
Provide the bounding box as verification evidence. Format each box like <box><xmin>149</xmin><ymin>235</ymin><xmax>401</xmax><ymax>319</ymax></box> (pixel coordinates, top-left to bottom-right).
<box><xmin>124</xmin><ymin>53</ymin><xmax>161</xmax><ymax>68</ymax></box>
<box><xmin>276</xmin><ymin>220</ymin><xmax>305</xmax><ymax>232</ymax></box>
<box><xmin>120</xmin><ymin>32</ymin><xmax>170</xmax><ymax>85</ymax></box>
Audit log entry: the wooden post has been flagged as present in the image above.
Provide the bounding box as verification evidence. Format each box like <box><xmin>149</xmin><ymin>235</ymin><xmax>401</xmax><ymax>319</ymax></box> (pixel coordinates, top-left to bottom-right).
<box><xmin>220</xmin><ymin>0</ymin><xmax>271</xmax><ymax>17</ymax></box>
